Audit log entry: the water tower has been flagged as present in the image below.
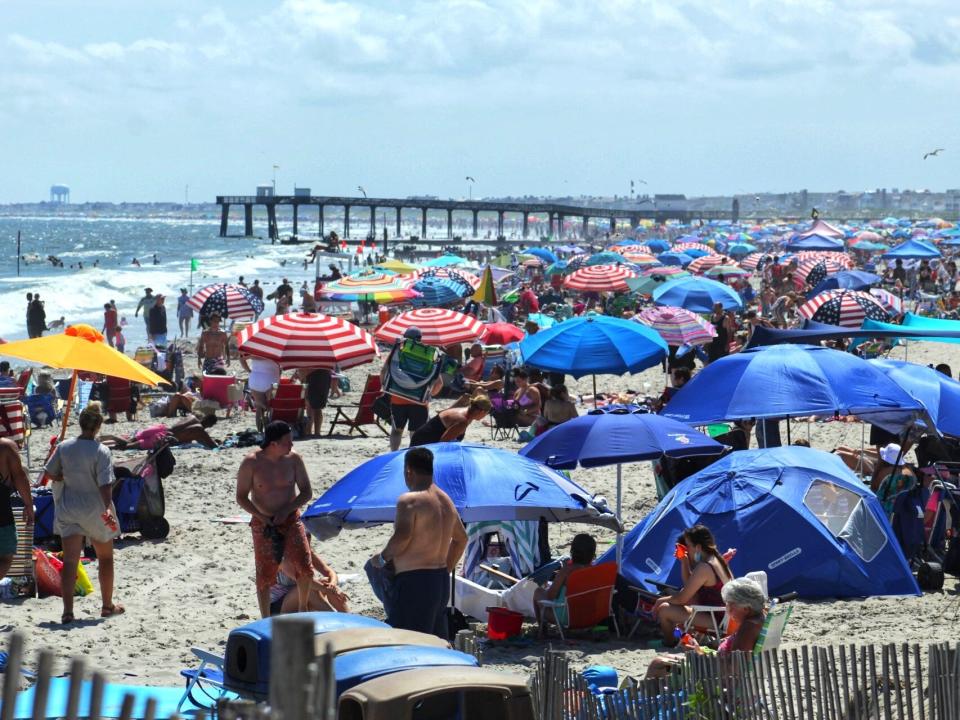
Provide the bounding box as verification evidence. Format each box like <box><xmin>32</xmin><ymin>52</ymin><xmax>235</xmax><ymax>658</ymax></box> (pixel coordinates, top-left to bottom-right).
<box><xmin>50</xmin><ymin>184</ymin><xmax>70</xmax><ymax>203</ymax></box>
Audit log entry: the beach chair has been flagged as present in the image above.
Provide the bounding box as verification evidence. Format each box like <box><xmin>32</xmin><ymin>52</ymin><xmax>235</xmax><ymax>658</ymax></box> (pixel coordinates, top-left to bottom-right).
<box><xmin>104</xmin><ymin>376</ymin><xmax>136</xmax><ymax>422</ymax></box>
<box><xmin>0</xmin><ymin>387</ymin><xmax>26</xmax><ymax>448</ymax></box>
<box><xmin>6</xmin><ymin>505</ymin><xmax>36</xmax><ymax>597</ymax></box>
<box><xmin>488</xmin><ymin>394</ymin><xmax>519</xmax><ymax>441</ymax></box>
<box><xmin>201</xmin><ymin>374</ymin><xmax>240</xmax><ymax>415</ymax></box>
<box><xmin>268</xmin><ymin>378</ymin><xmax>305</xmax><ymax>433</ymax></box>
<box><xmin>327</xmin><ymin>375</ymin><xmax>389</xmax><ymax>437</ymax></box>
<box><xmin>133</xmin><ymin>346</ymin><xmax>157</xmax><ymax>368</ymax></box>
<box><xmin>537</xmin><ymin>562</ymin><xmax>619</xmax><ymax>641</ymax></box>
<box><xmin>15</xmin><ymin>369</ymin><xmax>32</xmax><ymax>392</ymax></box>
<box><xmin>682</xmin><ymin>570</ymin><xmax>769</xmax><ymax>641</ymax></box>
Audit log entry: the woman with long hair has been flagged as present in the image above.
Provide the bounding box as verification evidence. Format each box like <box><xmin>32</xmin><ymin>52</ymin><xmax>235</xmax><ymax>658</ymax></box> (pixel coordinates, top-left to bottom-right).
<box><xmin>652</xmin><ymin>524</ymin><xmax>733</xmax><ymax>644</ymax></box>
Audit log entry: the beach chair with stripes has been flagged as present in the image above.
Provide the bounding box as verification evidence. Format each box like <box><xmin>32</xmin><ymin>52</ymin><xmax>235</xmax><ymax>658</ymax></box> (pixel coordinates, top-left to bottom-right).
<box><xmin>6</xmin><ymin>505</ymin><xmax>36</xmax><ymax>597</ymax></box>
<box><xmin>0</xmin><ymin>387</ymin><xmax>26</xmax><ymax>449</ymax></box>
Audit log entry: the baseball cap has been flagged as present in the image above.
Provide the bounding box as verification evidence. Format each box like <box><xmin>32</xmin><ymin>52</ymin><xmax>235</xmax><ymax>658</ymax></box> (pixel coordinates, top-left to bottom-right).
<box><xmin>261</xmin><ymin>420</ymin><xmax>292</xmax><ymax>449</ymax></box>
<box><xmin>880</xmin><ymin>443</ymin><xmax>904</xmax><ymax>465</ymax></box>
<box><xmin>403</xmin><ymin>326</ymin><xmax>423</xmax><ymax>341</ymax></box>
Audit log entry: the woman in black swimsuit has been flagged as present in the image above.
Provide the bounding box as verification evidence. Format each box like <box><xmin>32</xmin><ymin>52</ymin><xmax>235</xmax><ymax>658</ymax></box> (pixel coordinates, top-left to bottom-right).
<box><xmin>410</xmin><ymin>395</ymin><xmax>492</xmax><ymax>447</ymax></box>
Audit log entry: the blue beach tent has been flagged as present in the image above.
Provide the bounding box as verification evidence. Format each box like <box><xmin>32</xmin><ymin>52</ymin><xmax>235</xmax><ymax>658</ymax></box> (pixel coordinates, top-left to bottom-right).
<box><xmin>604</xmin><ymin>447</ymin><xmax>920</xmax><ymax>598</ymax></box>
<box><xmin>882</xmin><ymin>238</ymin><xmax>941</xmax><ymax>259</ymax></box>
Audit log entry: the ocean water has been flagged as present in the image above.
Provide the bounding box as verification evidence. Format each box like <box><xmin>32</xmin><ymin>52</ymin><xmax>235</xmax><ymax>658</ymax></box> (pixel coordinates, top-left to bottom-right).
<box><xmin>0</xmin><ymin>216</ymin><xmax>336</xmax><ymax>345</ymax></box>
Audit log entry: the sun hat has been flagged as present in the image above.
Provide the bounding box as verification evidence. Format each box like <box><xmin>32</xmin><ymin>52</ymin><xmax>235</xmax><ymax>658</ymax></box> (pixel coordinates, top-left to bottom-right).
<box><xmin>880</xmin><ymin>443</ymin><xmax>904</xmax><ymax>465</ymax></box>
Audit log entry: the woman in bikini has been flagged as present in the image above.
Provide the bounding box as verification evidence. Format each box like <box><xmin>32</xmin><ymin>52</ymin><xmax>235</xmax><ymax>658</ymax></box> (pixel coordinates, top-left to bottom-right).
<box><xmin>512</xmin><ymin>368</ymin><xmax>541</xmax><ymax>427</ymax></box>
<box><xmin>409</xmin><ymin>395</ymin><xmax>492</xmax><ymax>446</ymax></box>
<box><xmin>652</xmin><ymin>524</ymin><xmax>734</xmax><ymax>645</ymax></box>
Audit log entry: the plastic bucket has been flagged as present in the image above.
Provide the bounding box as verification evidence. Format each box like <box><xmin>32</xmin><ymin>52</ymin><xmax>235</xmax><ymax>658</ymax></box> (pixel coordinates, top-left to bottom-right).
<box><xmin>486</xmin><ymin>607</ymin><xmax>524</xmax><ymax>640</ymax></box>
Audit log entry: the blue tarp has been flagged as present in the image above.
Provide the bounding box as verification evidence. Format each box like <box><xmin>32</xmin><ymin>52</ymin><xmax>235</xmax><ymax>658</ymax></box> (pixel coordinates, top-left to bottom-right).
<box><xmin>745</xmin><ymin>317</ymin><xmax>960</xmax><ymax>349</ymax></box>
<box><xmin>603</xmin><ymin>447</ymin><xmax>920</xmax><ymax>598</ymax></box>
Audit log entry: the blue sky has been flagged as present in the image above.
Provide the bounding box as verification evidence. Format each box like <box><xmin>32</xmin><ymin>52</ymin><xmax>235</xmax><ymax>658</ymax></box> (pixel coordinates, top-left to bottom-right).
<box><xmin>1</xmin><ymin>0</ymin><xmax>958</xmax><ymax>203</ymax></box>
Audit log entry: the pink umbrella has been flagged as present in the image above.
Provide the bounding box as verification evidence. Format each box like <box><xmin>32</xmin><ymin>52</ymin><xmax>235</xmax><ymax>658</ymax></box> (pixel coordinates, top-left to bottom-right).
<box><xmin>634</xmin><ymin>306</ymin><xmax>717</xmax><ymax>346</ymax></box>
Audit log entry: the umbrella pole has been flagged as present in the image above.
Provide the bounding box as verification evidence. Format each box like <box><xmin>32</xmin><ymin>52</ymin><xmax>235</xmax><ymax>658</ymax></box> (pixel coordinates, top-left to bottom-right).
<box><xmin>58</xmin><ymin>369</ymin><xmax>79</xmax><ymax>442</ymax></box>
<box><xmin>858</xmin><ymin>421</ymin><xmax>865</xmax><ymax>477</ymax></box>
<box><xmin>592</xmin><ymin>374</ymin><xmax>598</xmax><ymax>410</ymax></box>
<box><xmin>786</xmin><ymin>416</ymin><xmax>791</xmax><ymax>444</ymax></box>
<box><xmin>615</xmin><ymin>463</ymin><xmax>623</xmax><ymax>568</ymax></box>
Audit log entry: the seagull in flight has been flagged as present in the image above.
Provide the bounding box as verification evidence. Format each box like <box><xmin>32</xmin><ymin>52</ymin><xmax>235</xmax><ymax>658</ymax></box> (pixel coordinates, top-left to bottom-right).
<box><xmin>923</xmin><ymin>148</ymin><xmax>945</xmax><ymax>160</ymax></box>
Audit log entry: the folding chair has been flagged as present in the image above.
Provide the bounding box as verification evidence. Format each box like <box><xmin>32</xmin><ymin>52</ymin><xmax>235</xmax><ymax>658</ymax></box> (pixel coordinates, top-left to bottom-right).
<box><xmin>269</xmin><ymin>379</ymin><xmax>306</xmax><ymax>433</ymax></box>
<box><xmin>15</xmin><ymin>369</ymin><xmax>33</xmax><ymax>392</ymax></box>
<box><xmin>0</xmin><ymin>387</ymin><xmax>26</xmax><ymax>448</ymax></box>
<box><xmin>178</xmin><ymin>647</ymin><xmax>228</xmax><ymax>712</ymax></box>
<box><xmin>104</xmin><ymin>376</ymin><xmax>136</xmax><ymax>422</ymax></box>
<box><xmin>537</xmin><ymin>562</ymin><xmax>620</xmax><ymax>641</ymax></box>
<box><xmin>7</xmin><ymin>505</ymin><xmax>36</xmax><ymax>597</ymax></box>
<box><xmin>328</xmin><ymin>374</ymin><xmax>389</xmax><ymax>437</ymax></box>
<box><xmin>683</xmin><ymin>570</ymin><xmax>769</xmax><ymax>641</ymax></box>
<box><xmin>488</xmin><ymin>394</ymin><xmax>519</xmax><ymax>441</ymax></box>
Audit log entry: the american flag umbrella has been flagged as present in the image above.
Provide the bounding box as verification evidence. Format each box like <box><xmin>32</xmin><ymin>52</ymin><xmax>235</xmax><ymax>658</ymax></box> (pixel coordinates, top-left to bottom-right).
<box><xmin>375</xmin><ymin>308</ymin><xmax>486</xmax><ymax>346</ymax></box>
<box><xmin>869</xmin><ymin>288</ymin><xmax>905</xmax><ymax>315</ymax></box>
<box><xmin>634</xmin><ymin>306</ymin><xmax>717</xmax><ymax>346</ymax></box>
<box><xmin>739</xmin><ymin>252</ymin><xmax>772</xmax><ymax>271</ymax></box>
<box><xmin>795</xmin><ymin>257</ymin><xmax>847</xmax><ymax>288</ymax></box>
<box><xmin>410</xmin><ymin>270</ymin><xmax>476</xmax><ymax>308</ymax></box>
<box><xmin>563</xmin><ymin>264</ymin><xmax>638</xmax><ymax>293</ymax></box>
<box><xmin>188</xmin><ymin>283</ymin><xmax>265</xmax><ymax>320</ymax></box>
<box><xmin>687</xmin><ymin>254</ymin><xmax>731</xmax><ymax>275</ymax></box>
<box><xmin>237</xmin><ymin>312</ymin><xmax>378</xmax><ymax>370</ymax></box>
<box><xmin>794</xmin><ymin>251</ymin><xmax>854</xmax><ymax>269</ymax></box>
<box><xmin>797</xmin><ymin>290</ymin><xmax>890</xmax><ymax>328</ymax></box>
<box><xmin>318</xmin><ymin>272</ymin><xmax>418</xmax><ymax>303</ymax></box>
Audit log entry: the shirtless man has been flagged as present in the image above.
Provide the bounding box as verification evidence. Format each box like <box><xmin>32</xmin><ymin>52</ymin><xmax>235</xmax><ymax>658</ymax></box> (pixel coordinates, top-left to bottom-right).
<box><xmin>197</xmin><ymin>313</ymin><xmax>231</xmax><ymax>373</ymax></box>
<box><xmin>0</xmin><ymin>437</ymin><xmax>34</xmax><ymax>582</ymax></box>
<box><xmin>236</xmin><ymin>421</ymin><xmax>313</xmax><ymax>618</ymax></box>
<box><xmin>370</xmin><ymin>447</ymin><xmax>467</xmax><ymax>638</ymax></box>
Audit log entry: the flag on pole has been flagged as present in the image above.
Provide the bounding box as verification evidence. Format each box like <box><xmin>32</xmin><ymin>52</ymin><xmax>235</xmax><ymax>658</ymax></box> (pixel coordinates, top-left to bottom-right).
<box><xmin>191</xmin><ymin>258</ymin><xmax>199</xmax><ymax>271</ymax></box>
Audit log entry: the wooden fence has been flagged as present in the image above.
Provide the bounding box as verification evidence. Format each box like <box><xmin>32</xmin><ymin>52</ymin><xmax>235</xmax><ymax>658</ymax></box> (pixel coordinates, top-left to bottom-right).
<box><xmin>532</xmin><ymin>642</ymin><xmax>960</xmax><ymax>720</ymax></box>
<box><xmin>3</xmin><ymin>628</ymin><xmax>958</xmax><ymax>719</ymax></box>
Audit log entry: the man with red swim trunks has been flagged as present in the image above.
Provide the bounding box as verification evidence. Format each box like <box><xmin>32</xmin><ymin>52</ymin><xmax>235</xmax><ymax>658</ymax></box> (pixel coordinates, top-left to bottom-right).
<box><xmin>236</xmin><ymin>421</ymin><xmax>313</xmax><ymax>618</ymax></box>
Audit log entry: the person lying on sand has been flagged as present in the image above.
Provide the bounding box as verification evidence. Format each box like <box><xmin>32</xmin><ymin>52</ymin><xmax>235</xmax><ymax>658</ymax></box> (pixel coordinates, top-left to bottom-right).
<box><xmin>269</xmin><ymin>544</ymin><xmax>349</xmax><ymax>615</ymax></box>
<box><xmin>100</xmin><ymin>415</ymin><xmax>219</xmax><ymax>450</ymax></box>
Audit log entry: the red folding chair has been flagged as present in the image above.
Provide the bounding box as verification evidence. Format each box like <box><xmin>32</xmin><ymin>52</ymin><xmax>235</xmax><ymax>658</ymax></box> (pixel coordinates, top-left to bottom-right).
<box><xmin>327</xmin><ymin>374</ymin><xmax>389</xmax><ymax>437</ymax></box>
<box><xmin>269</xmin><ymin>378</ymin><xmax>305</xmax><ymax>433</ymax></box>
<box><xmin>105</xmin><ymin>375</ymin><xmax>136</xmax><ymax>422</ymax></box>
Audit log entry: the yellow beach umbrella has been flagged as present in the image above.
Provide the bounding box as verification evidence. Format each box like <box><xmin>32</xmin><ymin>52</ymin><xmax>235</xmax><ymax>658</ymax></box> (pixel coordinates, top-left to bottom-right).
<box><xmin>374</xmin><ymin>258</ymin><xmax>420</xmax><ymax>273</ymax></box>
<box><xmin>0</xmin><ymin>324</ymin><xmax>167</xmax><ymax>439</ymax></box>
<box><xmin>472</xmin><ymin>265</ymin><xmax>498</xmax><ymax>305</ymax></box>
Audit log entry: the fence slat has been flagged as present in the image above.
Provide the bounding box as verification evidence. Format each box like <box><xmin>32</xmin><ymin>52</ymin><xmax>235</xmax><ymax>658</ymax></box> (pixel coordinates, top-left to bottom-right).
<box><xmin>30</xmin><ymin>651</ymin><xmax>54</xmax><ymax>720</ymax></box>
<box><xmin>65</xmin><ymin>657</ymin><xmax>86</xmax><ymax>720</ymax></box>
<box><xmin>1</xmin><ymin>634</ymin><xmax>24</xmax><ymax>720</ymax></box>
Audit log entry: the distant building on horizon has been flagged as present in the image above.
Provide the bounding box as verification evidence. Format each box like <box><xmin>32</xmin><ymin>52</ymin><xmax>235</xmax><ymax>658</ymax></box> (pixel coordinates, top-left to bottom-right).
<box><xmin>50</xmin><ymin>184</ymin><xmax>70</xmax><ymax>204</ymax></box>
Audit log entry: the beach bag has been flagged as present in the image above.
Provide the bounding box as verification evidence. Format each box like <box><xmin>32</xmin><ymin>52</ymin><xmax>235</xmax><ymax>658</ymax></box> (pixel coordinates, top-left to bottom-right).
<box><xmin>916</xmin><ymin>560</ymin><xmax>944</xmax><ymax>592</ymax></box>
<box><xmin>372</xmin><ymin>393</ymin><xmax>392</xmax><ymax>422</ymax></box>
<box><xmin>33</xmin><ymin>549</ymin><xmax>62</xmax><ymax>597</ymax></box>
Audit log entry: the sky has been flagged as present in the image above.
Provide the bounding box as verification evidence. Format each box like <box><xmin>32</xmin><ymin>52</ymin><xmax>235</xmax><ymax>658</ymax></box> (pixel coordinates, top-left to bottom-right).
<box><xmin>1</xmin><ymin>0</ymin><xmax>959</xmax><ymax>203</ymax></box>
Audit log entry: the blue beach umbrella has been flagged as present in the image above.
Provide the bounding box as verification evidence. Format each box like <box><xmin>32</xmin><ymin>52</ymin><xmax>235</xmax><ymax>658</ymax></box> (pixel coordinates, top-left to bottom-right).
<box><xmin>301</xmin><ymin>443</ymin><xmax>621</xmax><ymax>531</ymax></box>
<box><xmin>807</xmin><ymin>270</ymin><xmax>882</xmax><ymax>299</ymax></box>
<box><xmin>656</xmin><ymin>251</ymin><xmax>694</xmax><ymax>267</ymax></box>
<box><xmin>882</xmin><ymin>238</ymin><xmax>941</xmax><ymax>259</ymax></box>
<box><xmin>411</xmin><ymin>273</ymin><xmax>474</xmax><ymax>307</ymax></box>
<box><xmin>726</xmin><ymin>242</ymin><xmax>758</xmax><ymax>257</ymax></box>
<box><xmin>423</xmin><ymin>253</ymin><xmax>469</xmax><ymax>267</ymax></box>
<box><xmin>652</xmin><ymin>276</ymin><xmax>743</xmax><ymax>312</ymax></box>
<box><xmin>586</xmin><ymin>251</ymin><xmax>626</xmax><ymax>266</ymax></box>
<box><xmin>526</xmin><ymin>247</ymin><xmax>558</xmax><ymax>264</ymax></box>
<box><xmin>604</xmin><ymin>446</ymin><xmax>920</xmax><ymax>598</ymax></box>
<box><xmin>674</xmin><ymin>247</ymin><xmax>710</xmax><ymax>258</ymax></box>
<box><xmin>868</xmin><ymin>359</ymin><xmax>960</xmax><ymax>437</ymax></box>
<box><xmin>661</xmin><ymin>344</ymin><xmax>925</xmax><ymax>429</ymax></box>
<box><xmin>520</xmin><ymin>406</ymin><xmax>724</xmax><ymax>564</ymax></box>
<box><xmin>518</xmin><ymin>313</ymin><xmax>667</xmax><ymax>379</ymax></box>
<box><xmin>645</xmin><ymin>238</ymin><xmax>671</xmax><ymax>253</ymax></box>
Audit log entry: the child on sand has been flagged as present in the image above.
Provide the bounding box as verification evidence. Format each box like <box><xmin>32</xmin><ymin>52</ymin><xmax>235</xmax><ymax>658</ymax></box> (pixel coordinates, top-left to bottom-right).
<box><xmin>114</xmin><ymin>326</ymin><xmax>126</xmax><ymax>354</ymax></box>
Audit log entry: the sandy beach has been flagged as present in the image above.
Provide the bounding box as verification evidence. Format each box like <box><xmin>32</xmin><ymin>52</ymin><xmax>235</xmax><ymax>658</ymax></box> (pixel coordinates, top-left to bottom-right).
<box><xmin>3</xmin><ymin>335</ymin><xmax>959</xmax><ymax>687</ymax></box>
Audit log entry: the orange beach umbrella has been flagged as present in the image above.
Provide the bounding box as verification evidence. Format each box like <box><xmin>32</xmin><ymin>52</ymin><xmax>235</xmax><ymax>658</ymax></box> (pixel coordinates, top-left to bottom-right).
<box><xmin>0</xmin><ymin>324</ymin><xmax>167</xmax><ymax>439</ymax></box>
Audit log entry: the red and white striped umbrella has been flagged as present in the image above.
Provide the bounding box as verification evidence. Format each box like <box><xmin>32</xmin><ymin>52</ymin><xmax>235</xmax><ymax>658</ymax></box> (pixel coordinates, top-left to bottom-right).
<box><xmin>687</xmin><ymin>254</ymin><xmax>730</xmax><ymax>275</ymax></box>
<box><xmin>236</xmin><ymin>312</ymin><xmax>379</xmax><ymax>370</ymax></box>
<box><xmin>611</xmin><ymin>244</ymin><xmax>652</xmax><ymax>255</ymax></box>
<box><xmin>673</xmin><ymin>242</ymin><xmax>717</xmax><ymax>256</ymax></box>
<box><xmin>797</xmin><ymin>290</ymin><xmax>890</xmax><ymax>328</ymax></box>
<box><xmin>375</xmin><ymin>308</ymin><xmax>486</xmax><ymax>346</ymax></box>
<box><xmin>634</xmin><ymin>306</ymin><xmax>717</xmax><ymax>346</ymax></box>
<box><xmin>399</xmin><ymin>268</ymin><xmax>481</xmax><ymax>289</ymax></box>
<box><xmin>563</xmin><ymin>264</ymin><xmax>637</xmax><ymax>293</ymax></box>
<box><xmin>622</xmin><ymin>253</ymin><xmax>659</xmax><ymax>266</ymax></box>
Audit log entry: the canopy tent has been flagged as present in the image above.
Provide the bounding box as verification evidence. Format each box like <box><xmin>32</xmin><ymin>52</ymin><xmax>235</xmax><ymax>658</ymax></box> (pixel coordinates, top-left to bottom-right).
<box><xmin>302</xmin><ymin>443</ymin><xmax>621</xmax><ymax>534</ymax></box>
<box><xmin>784</xmin><ymin>234</ymin><xmax>846</xmax><ymax>252</ymax></box>
<box><xmin>882</xmin><ymin>239</ymin><xmax>941</xmax><ymax>259</ymax></box>
<box><xmin>603</xmin><ymin>447</ymin><xmax>919</xmax><ymax>598</ymax></box>
<box><xmin>796</xmin><ymin>218</ymin><xmax>846</xmax><ymax>239</ymax></box>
